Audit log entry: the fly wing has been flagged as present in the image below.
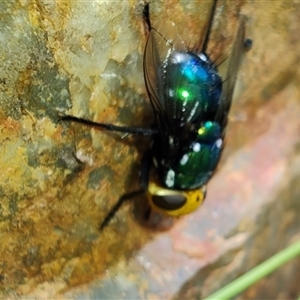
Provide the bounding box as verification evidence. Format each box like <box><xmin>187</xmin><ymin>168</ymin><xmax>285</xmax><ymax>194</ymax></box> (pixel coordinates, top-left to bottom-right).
<box><xmin>143</xmin><ymin>27</ymin><xmax>171</xmax><ymax>127</ymax></box>
<box><xmin>144</xmin><ymin>6</ymin><xmax>192</xmax><ymax>133</ymax></box>
<box><xmin>216</xmin><ymin>16</ymin><xmax>247</xmax><ymax>133</ymax></box>
<box><xmin>143</xmin><ymin>16</ymin><xmax>187</xmax><ymax>132</ymax></box>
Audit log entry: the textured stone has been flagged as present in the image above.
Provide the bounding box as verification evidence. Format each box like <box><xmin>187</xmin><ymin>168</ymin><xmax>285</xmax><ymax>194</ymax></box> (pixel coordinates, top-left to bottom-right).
<box><xmin>1</xmin><ymin>0</ymin><xmax>300</xmax><ymax>299</ymax></box>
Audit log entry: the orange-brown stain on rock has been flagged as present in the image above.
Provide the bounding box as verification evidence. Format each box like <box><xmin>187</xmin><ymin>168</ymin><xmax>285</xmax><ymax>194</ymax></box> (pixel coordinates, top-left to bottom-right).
<box><xmin>1</xmin><ymin>0</ymin><xmax>300</xmax><ymax>299</ymax></box>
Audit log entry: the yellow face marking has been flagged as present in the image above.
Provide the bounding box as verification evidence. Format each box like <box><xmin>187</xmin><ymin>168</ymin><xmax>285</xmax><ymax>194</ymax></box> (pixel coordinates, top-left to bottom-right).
<box><xmin>147</xmin><ymin>181</ymin><xmax>206</xmax><ymax>217</ymax></box>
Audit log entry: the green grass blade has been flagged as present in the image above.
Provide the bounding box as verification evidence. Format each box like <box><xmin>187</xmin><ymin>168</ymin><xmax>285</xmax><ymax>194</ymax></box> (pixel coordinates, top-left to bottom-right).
<box><xmin>204</xmin><ymin>240</ymin><xmax>300</xmax><ymax>300</ymax></box>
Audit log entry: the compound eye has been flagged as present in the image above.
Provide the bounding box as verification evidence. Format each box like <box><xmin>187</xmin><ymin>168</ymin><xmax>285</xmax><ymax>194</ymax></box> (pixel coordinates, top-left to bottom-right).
<box><xmin>152</xmin><ymin>194</ymin><xmax>187</xmax><ymax>211</ymax></box>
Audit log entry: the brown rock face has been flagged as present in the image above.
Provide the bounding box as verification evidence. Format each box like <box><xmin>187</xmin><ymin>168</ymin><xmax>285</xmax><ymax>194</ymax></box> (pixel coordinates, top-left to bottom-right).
<box><xmin>0</xmin><ymin>0</ymin><xmax>300</xmax><ymax>299</ymax></box>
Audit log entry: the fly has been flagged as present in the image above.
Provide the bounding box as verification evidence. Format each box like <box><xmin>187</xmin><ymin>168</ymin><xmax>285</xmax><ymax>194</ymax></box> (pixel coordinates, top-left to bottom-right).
<box><xmin>60</xmin><ymin>0</ymin><xmax>252</xmax><ymax>231</ymax></box>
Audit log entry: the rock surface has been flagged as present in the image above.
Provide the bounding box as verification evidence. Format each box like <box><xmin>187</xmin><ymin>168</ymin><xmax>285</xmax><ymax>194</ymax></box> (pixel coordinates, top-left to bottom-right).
<box><xmin>0</xmin><ymin>0</ymin><xmax>300</xmax><ymax>299</ymax></box>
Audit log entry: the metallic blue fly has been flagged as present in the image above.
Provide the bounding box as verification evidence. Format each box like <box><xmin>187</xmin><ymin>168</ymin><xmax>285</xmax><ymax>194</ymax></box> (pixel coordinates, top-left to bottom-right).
<box><xmin>60</xmin><ymin>0</ymin><xmax>251</xmax><ymax>230</ymax></box>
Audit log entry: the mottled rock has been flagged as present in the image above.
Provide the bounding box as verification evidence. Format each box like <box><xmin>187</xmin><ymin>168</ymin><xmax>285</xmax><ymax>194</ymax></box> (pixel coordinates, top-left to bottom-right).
<box><xmin>0</xmin><ymin>0</ymin><xmax>300</xmax><ymax>299</ymax></box>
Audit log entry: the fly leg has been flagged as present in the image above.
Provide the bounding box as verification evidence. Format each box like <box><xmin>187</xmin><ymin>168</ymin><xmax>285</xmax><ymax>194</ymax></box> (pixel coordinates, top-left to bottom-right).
<box><xmin>99</xmin><ymin>190</ymin><xmax>145</xmax><ymax>231</ymax></box>
<box><xmin>59</xmin><ymin>114</ymin><xmax>158</xmax><ymax>136</ymax></box>
<box><xmin>99</xmin><ymin>150</ymin><xmax>152</xmax><ymax>231</ymax></box>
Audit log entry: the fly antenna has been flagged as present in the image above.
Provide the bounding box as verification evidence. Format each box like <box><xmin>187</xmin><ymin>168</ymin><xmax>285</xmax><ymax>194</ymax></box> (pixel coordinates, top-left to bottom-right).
<box><xmin>201</xmin><ymin>0</ymin><xmax>218</xmax><ymax>54</ymax></box>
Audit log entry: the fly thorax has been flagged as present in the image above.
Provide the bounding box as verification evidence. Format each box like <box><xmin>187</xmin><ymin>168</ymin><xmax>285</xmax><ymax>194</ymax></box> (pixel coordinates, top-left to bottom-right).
<box><xmin>163</xmin><ymin>51</ymin><xmax>222</xmax><ymax>123</ymax></box>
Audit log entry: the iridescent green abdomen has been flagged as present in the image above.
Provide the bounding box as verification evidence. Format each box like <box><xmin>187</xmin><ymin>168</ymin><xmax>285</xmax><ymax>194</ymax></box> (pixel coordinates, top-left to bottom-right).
<box><xmin>173</xmin><ymin>121</ymin><xmax>223</xmax><ymax>189</ymax></box>
<box><xmin>157</xmin><ymin>121</ymin><xmax>223</xmax><ymax>190</ymax></box>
